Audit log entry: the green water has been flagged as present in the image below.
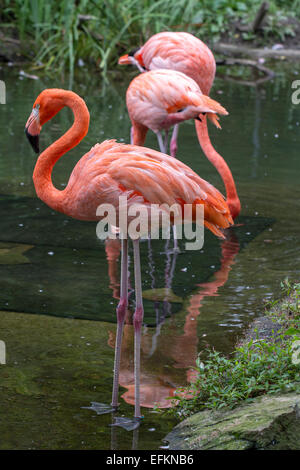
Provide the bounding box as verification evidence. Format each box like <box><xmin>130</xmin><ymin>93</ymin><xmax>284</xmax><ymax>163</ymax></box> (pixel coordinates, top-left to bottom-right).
<box><xmin>0</xmin><ymin>63</ymin><xmax>300</xmax><ymax>449</ymax></box>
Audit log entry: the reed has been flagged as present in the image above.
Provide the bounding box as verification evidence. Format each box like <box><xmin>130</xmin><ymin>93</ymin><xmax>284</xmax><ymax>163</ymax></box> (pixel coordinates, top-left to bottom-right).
<box><xmin>1</xmin><ymin>0</ymin><xmax>299</xmax><ymax>77</ymax></box>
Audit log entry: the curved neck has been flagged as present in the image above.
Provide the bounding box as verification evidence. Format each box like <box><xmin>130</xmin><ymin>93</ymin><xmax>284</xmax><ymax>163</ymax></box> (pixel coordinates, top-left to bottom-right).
<box><xmin>33</xmin><ymin>91</ymin><xmax>90</xmax><ymax>213</ymax></box>
<box><xmin>195</xmin><ymin>118</ymin><xmax>241</xmax><ymax>219</ymax></box>
<box><xmin>131</xmin><ymin>120</ymin><xmax>148</xmax><ymax>146</ymax></box>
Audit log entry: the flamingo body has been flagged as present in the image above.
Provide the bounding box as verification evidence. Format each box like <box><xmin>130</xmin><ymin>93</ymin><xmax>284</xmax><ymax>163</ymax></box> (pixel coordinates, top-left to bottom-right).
<box><xmin>61</xmin><ymin>139</ymin><xmax>232</xmax><ymax>230</ymax></box>
<box><xmin>119</xmin><ymin>31</ymin><xmax>215</xmax><ymax>95</ymax></box>
<box><xmin>126</xmin><ymin>69</ymin><xmax>227</xmax><ymax>141</ymax></box>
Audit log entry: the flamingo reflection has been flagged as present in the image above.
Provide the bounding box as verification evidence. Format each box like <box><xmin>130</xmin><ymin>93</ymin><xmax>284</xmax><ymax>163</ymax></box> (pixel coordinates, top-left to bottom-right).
<box><xmin>105</xmin><ymin>231</ymin><xmax>240</xmax><ymax>410</ymax></box>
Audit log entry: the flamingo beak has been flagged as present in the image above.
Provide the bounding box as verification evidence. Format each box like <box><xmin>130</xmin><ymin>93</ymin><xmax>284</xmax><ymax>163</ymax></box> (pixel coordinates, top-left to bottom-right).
<box><xmin>207</xmin><ymin>112</ymin><xmax>222</xmax><ymax>129</ymax></box>
<box><xmin>196</xmin><ymin>112</ymin><xmax>222</xmax><ymax>129</ymax></box>
<box><xmin>118</xmin><ymin>54</ymin><xmax>132</xmax><ymax>65</ymax></box>
<box><xmin>25</xmin><ymin>108</ymin><xmax>41</xmax><ymax>154</ymax></box>
<box><xmin>195</xmin><ymin>96</ymin><xmax>228</xmax><ymax>129</ymax></box>
<box><xmin>25</xmin><ymin>127</ymin><xmax>39</xmax><ymax>153</ymax></box>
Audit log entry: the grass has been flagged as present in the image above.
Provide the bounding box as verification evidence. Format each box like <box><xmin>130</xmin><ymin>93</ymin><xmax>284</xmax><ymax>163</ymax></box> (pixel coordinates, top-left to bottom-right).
<box><xmin>163</xmin><ymin>280</ymin><xmax>300</xmax><ymax>420</ymax></box>
<box><xmin>1</xmin><ymin>0</ymin><xmax>300</xmax><ymax>77</ymax></box>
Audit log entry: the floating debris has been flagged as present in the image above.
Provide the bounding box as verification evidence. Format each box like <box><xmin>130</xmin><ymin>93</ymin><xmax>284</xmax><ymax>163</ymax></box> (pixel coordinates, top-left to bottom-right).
<box><xmin>0</xmin><ymin>243</ymin><xmax>33</xmax><ymax>265</ymax></box>
<box><xmin>19</xmin><ymin>70</ymin><xmax>39</xmax><ymax>80</ymax></box>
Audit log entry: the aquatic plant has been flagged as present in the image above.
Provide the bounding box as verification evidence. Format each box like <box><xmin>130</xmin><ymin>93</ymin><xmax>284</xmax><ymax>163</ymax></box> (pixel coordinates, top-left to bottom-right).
<box><xmin>165</xmin><ymin>281</ymin><xmax>300</xmax><ymax>419</ymax></box>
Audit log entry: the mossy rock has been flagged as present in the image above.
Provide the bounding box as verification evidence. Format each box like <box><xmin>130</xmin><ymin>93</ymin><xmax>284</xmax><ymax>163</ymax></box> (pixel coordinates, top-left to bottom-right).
<box><xmin>142</xmin><ymin>288</ymin><xmax>183</xmax><ymax>303</ymax></box>
<box><xmin>165</xmin><ymin>392</ymin><xmax>300</xmax><ymax>450</ymax></box>
<box><xmin>0</xmin><ymin>243</ymin><xmax>33</xmax><ymax>265</ymax></box>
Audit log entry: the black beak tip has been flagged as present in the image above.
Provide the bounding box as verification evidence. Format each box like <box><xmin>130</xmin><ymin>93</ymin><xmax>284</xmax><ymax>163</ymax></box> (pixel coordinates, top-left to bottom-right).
<box><xmin>25</xmin><ymin>127</ymin><xmax>40</xmax><ymax>154</ymax></box>
<box><xmin>195</xmin><ymin>116</ymin><xmax>202</xmax><ymax>122</ymax></box>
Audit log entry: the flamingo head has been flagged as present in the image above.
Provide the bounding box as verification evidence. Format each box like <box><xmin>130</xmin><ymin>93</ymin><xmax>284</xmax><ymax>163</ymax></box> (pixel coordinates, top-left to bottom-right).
<box><xmin>194</xmin><ymin>95</ymin><xmax>229</xmax><ymax>129</ymax></box>
<box><xmin>25</xmin><ymin>89</ymin><xmax>71</xmax><ymax>153</ymax></box>
<box><xmin>169</xmin><ymin>94</ymin><xmax>228</xmax><ymax>129</ymax></box>
<box><xmin>118</xmin><ymin>48</ymin><xmax>145</xmax><ymax>72</ymax></box>
<box><xmin>25</xmin><ymin>102</ymin><xmax>41</xmax><ymax>153</ymax></box>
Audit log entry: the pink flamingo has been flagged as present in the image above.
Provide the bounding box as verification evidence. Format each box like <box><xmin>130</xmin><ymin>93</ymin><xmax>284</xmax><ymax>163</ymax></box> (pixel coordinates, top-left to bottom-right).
<box><xmin>126</xmin><ymin>68</ymin><xmax>227</xmax><ymax>154</ymax></box>
<box><xmin>119</xmin><ymin>31</ymin><xmax>241</xmax><ymax>219</ymax></box>
<box><xmin>25</xmin><ymin>88</ymin><xmax>233</xmax><ymax>428</ymax></box>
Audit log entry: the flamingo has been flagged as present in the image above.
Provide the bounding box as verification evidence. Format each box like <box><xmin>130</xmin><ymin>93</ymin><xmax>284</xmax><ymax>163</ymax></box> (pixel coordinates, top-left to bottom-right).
<box><xmin>25</xmin><ymin>88</ymin><xmax>233</xmax><ymax>428</ymax></box>
<box><xmin>119</xmin><ymin>31</ymin><xmax>241</xmax><ymax>219</ymax></box>
<box><xmin>126</xmin><ymin>69</ymin><xmax>228</xmax><ymax>154</ymax></box>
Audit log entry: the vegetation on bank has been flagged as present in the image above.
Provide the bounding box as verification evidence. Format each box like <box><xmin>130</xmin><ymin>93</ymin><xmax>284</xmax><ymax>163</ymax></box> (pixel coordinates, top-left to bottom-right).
<box><xmin>1</xmin><ymin>0</ymin><xmax>300</xmax><ymax>76</ymax></box>
<box><xmin>165</xmin><ymin>280</ymin><xmax>300</xmax><ymax>420</ymax></box>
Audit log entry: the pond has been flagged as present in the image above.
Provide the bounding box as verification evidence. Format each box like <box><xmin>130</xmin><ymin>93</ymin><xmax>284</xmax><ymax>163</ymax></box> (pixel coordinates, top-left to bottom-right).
<box><xmin>0</xmin><ymin>62</ymin><xmax>300</xmax><ymax>449</ymax></box>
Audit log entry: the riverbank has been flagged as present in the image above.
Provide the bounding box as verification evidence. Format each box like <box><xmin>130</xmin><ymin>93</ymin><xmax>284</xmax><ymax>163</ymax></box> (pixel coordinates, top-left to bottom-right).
<box><xmin>164</xmin><ymin>280</ymin><xmax>300</xmax><ymax>449</ymax></box>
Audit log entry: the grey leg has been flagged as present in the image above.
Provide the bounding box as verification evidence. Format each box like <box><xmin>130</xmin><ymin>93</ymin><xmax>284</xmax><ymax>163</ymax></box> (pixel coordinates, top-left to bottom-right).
<box><xmin>156</xmin><ymin>131</ymin><xmax>167</xmax><ymax>154</ymax></box>
<box><xmin>132</xmin><ymin>238</ymin><xmax>144</xmax><ymax>419</ymax></box>
<box><xmin>111</xmin><ymin>238</ymin><xmax>128</xmax><ymax>409</ymax></box>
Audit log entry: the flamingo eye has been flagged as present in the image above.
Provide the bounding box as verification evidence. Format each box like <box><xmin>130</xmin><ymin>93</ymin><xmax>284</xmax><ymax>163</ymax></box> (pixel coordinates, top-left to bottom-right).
<box><xmin>177</xmin><ymin>108</ymin><xmax>185</xmax><ymax>113</ymax></box>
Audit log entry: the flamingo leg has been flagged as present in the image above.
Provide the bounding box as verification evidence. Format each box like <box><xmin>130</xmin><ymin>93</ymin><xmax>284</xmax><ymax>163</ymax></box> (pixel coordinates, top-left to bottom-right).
<box><xmin>130</xmin><ymin>126</ymin><xmax>134</xmax><ymax>145</ymax></box>
<box><xmin>132</xmin><ymin>238</ymin><xmax>144</xmax><ymax>420</ymax></box>
<box><xmin>170</xmin><ymin>124</ymin><xmax>179</xmax><ymax>157</ymax></box>
<box><xmin>172</xmin><ymin>225</ymin><xmax>179</xmax><ymax>252</ymax></box>
<box><xmin>164</xmin><ymin>129</ymin><xmax>169</xmax><ymax>151</ymax></box>
<box><xmin>156</xmin><ymin>131</ymin><xmax>167</xmax><ymax>154</ymax></box>
<box><xmin>111</xmin><ymin>238</ymin><xmax>128</xmax><ymax>409</ymax></box>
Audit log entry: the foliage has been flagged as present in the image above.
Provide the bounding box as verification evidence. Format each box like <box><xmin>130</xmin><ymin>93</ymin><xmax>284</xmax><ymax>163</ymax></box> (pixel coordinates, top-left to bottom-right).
<box><xmin>1</xmin><ymin>0</ymin><xmax>300</xmax><ymax>77</ymax></box>
<box><xmin>268</xmin><ymin>279</ymin><xmax>300</xmax><ymax>336</ymax></box>
<box><xmin>165</xmin><ymin>281</ymin><xmax>300</xmax><ymax>420</ymax></box>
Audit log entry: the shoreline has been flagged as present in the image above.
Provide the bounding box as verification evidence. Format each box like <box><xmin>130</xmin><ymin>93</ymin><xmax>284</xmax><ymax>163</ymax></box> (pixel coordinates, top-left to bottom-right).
<box><xmin>164</xmin><ymin>281</ymin><xmax>300</xmax><ymax>450</ymax></box>
<box><xmin>1</xmin><ymin>30</ymin><xmax>300</xmax><ymax>74</ymax></box>
<box><xmin>213</xmin><ymin>42</ymin><xmax>300</xmax><ymax>60</ymax></box>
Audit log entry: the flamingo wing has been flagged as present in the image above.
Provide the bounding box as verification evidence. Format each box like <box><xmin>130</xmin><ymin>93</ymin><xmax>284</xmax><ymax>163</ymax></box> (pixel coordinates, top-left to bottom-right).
<box><xmin>66</xmin><ymin>140</ymin><xmax>232</xmax><ymax>235</ymax></box>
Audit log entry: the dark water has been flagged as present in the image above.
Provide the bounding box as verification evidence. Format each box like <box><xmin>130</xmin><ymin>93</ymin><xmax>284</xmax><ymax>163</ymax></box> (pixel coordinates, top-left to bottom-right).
<box><xmin>0</xmin><ymin>63</ymin><xmax>300</xmax><ymax>449</ymax></box>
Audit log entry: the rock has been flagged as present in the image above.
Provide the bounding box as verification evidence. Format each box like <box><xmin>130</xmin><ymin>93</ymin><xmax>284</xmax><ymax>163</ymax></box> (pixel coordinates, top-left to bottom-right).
<box><xmin>142</xmin><ymin>288</ymin><xmax>183</xmax><ymax>303</ymax></box>
<box><xmin>165</xmin><ymin>392</ymin><xmax>300</xmax><ymax>450</ymax></box>
<box><xmin>0</xmin><ymin>243</ymin><xmax>33</xmax><ymax>265</ymax></box>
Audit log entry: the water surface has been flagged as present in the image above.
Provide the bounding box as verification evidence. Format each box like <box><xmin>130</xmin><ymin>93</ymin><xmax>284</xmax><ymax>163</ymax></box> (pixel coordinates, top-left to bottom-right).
<box><xmin>0</xmin><ymin>63</ymin><xmax>300</xmax><ymax>449</ymax></box>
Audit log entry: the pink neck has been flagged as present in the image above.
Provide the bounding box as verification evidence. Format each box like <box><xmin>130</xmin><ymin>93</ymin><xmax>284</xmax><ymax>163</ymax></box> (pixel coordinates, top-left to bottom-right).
<box><xmin>131</xmin><ymin>120</ymin><xmax>148</xmax><ymax>146</ymax></box>
<box><xmin>195</xmin><ymin>118</ymin><xmax>241</xmax><ymax>219</ymax></box>
<box><xmin>33</xmin><ymin>91</ymin><xmax>90</xmax><ymax>213</ymax></box>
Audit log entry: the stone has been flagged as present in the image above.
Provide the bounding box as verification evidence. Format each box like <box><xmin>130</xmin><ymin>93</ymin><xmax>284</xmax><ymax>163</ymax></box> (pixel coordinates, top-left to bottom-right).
<box><xmin>165</xmin><ymin>392</ymin><xmax>300</xmax><ymax>450</ymax></box>
<box><xmin>142</xmin><ymin>288</ymin><xmax>183</xmax><ymax>303</ymax></box>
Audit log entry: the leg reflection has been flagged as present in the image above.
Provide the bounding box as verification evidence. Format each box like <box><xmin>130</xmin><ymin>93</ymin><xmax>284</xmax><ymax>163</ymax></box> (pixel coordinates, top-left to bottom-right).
<box><xmin>105</xmin><ymin>231</ymin><xmax>240</xmax><ymax>414</ymax></box>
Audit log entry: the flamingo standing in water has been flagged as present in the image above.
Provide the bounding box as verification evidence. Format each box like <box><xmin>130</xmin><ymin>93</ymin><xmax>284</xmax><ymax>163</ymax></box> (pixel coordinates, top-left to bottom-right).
<box><xmin>119</xmin><ymin>31</ymin><xmax>241</xmax><ymax>219</ymax></box>
<box><xmin>25</xmin><ymin>88</ymin><xmax>233</xmax><ymax>428</ymax></box>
